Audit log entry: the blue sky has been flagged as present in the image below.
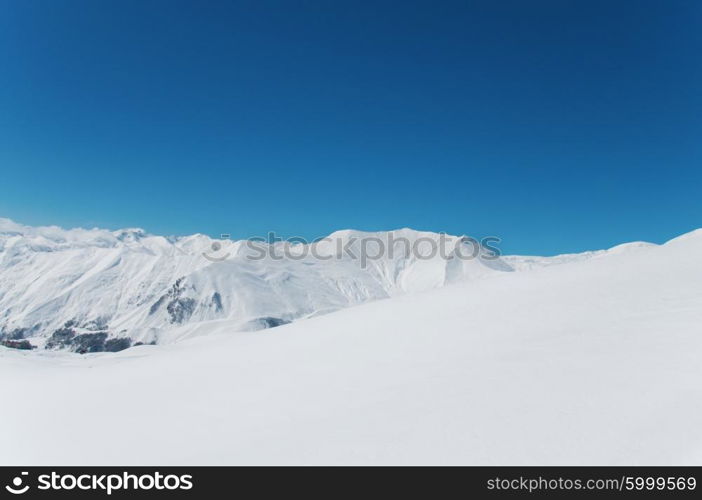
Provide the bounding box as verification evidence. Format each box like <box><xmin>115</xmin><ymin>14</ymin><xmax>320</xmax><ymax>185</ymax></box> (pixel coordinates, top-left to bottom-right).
<box><xmin>1</xmin><ymin>0</ymin><xmax>700</xmax><ymax>255</ymax></box>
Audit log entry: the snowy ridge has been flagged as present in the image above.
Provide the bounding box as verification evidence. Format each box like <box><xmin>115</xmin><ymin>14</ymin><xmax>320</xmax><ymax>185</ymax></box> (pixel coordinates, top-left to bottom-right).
<box><xmin>502</xmin><ymin>240</ymin><xmax>657</xmax><ymax>271</ymax></box>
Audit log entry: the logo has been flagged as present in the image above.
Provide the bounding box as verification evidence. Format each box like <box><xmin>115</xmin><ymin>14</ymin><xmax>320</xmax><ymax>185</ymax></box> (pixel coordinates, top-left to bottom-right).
<box><xmin>202</xmin><ymin>234</ymin><xmax>231</xmax><ymax>262</ymax></box>
<box><xmin>3</xmin><ymin>471</ymin><xmax>194</xmax><ymax>495</ymax></box>
<box><xmin>5</xmin><ymin>472</ymin><xmax>29</xmax><ymax>495</ymax></box>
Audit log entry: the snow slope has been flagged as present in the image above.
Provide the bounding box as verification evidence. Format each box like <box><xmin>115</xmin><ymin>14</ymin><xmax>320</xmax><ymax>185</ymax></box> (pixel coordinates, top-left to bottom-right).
<box><xmin>1</xmin><ymin>227</ymin><xmax>700</xmax><ymax>465</ymax></box>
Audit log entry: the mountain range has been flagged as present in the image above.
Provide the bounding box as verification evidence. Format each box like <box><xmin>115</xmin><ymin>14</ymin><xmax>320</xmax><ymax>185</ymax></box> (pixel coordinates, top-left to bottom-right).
<box><xmin>0</xmin><ymin>217</ymin><xmax>570</xmax><ymax>351</ymax></box>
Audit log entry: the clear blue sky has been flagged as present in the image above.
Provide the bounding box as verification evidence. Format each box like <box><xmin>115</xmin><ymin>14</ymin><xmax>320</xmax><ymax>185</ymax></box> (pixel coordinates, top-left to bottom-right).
<box><xmin>1</xmin><ymin>0</ymin><xmax>700</xmax><ymax>254</ymax></box>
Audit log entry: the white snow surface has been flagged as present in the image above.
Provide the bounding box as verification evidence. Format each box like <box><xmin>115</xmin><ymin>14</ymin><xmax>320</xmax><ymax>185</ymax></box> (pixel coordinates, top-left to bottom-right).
<box><xmin>1</xmin><ymin>220</ymin><xmax>701</xmax><ymax>465</ymax></box>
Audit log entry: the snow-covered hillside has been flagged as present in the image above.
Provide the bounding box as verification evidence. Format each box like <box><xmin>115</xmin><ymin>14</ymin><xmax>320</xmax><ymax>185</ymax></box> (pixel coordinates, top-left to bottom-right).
<box><xmin>0</xmin><ymin>218</ymin><xmax>511</xmax><ymax>351</ymax></box>
<box><xmin>1</xmin><ymin>226</ymin><xmax>700</xmax><ymax>465</ymax></box>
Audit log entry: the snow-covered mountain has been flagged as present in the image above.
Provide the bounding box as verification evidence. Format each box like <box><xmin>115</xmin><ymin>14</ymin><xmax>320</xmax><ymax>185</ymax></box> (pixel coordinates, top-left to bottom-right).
<box><xmin>1</xmin><ymin>217</ymin><xmax>694</xmax><ymax>355</ymax></box>
<box><xmin>0</xmin><ymin>218</ymin><xmax>511</xmax><ymax>351</ymax></box>
<box><xmin>1</xmin><ymin>224</ymin><xmax>700</xmax><ymax>465</ymax></box>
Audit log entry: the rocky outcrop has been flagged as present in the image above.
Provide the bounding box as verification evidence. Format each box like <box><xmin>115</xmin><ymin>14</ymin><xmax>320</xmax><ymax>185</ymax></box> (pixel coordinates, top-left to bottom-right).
<box><xmin>0</xmin><ymin>339</ymin><xmax>35</xmax><ymax>350</ymax></box>
<box><xmin>150</xmin><ymin>277</ymin><xmax>198</xmax><ymax>324</ymax></box>
<box><xmin>45</xmin><ymin>321</ymin><xmax>132</xmax><ymax>353</ymax></box>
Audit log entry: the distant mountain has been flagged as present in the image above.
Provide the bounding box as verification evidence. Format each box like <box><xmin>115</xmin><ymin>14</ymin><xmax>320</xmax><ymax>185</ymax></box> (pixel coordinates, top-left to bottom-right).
<box><xmin>0</xmin><ymin>219</ymin><xmax>515</xmax><ymax>351</ymax></box>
